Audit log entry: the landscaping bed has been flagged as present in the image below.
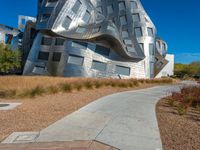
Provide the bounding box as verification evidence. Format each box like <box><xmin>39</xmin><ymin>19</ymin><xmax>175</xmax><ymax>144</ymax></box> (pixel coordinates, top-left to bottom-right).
<box><xmin>0</xmin><ymin>76</ymin><xmax>175</xmax><ymax>142</ymax></box>
<box><xmin>156</xmin><ymin>85</ymin><xmax>200</xmax><ymax>150</ymax></box>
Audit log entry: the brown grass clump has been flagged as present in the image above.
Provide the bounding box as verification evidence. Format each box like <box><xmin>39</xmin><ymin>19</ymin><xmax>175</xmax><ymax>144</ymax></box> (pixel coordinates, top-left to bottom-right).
<box><xmin>166</xmin><ymin>86</ymin><xmax>200</xmax><ymax>115</ymax></box>
<box><xmin>0</xmin><ymin>76</ymin><xmax>174</xmax><ymax>99</ymax></box>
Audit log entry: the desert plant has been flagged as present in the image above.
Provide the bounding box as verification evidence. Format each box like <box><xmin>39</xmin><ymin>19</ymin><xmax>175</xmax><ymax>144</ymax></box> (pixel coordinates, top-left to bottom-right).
<box><xmin>59</xmin><ymin>83</ymin><xmax>72</xmax><ymax>92</ymax></box>
<box><xmin>177</xmin><ymin>105</ymin><xmax>188</xmax><ymax>116</ymax></box>
<box><xmin>47</xmin><ymin>86</ymin><xmax>59</xmax><ymax>94</ymax></box>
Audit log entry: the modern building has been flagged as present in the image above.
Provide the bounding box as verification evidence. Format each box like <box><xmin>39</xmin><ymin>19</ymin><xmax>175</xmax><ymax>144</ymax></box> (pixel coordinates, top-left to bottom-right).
<box><xmin>1</xmin><ymin>0</ymin><xmax>174</xmax><ymax>78</ymax></box>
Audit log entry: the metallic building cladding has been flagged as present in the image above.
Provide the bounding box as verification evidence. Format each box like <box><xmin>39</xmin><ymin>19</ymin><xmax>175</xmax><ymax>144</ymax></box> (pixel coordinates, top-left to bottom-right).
<box><xmin>23</xmin><ymin>0</ymin><xmax>172</xmax><ymax>79</ymax></box>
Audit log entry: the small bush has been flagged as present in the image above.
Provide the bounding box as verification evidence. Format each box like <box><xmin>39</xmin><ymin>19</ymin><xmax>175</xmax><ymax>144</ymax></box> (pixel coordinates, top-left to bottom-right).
<box><xmin>84</xmin><ymin>80</ymin><xmax>93</xmax><ymax>89</ymax></box>
<box><xmin>47</xmin><ymin>86</ymin><xmax>59</xmax><ymax>94</ymax></box>
<box><xmin>74</xmin><ymin>83</ymin><xmax>83</xmax><ymax>91</ymax></box>
<box><xmin>0</xmin><ymin>90</ymin><xmax>16</xmax><ymax>98</ymax></box>
<box><xmin>22</xmin><ymin>86</ymin><xmax>45</xmax><ymax>98</ymax></box>
<box><xmin>59</xmin><ymin>83</ymin><xmax>73</xmax><ymax>92</ymax></box>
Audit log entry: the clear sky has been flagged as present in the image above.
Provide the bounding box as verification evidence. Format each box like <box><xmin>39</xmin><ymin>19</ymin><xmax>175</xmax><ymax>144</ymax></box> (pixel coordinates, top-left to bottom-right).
<box><xmin>0</xmin><ymin>0</ymin><xmax>199</xmax><ymax>64</ymax></box>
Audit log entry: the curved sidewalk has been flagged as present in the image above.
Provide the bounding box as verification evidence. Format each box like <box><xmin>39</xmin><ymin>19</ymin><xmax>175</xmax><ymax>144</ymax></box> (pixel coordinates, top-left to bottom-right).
<box><xmin>36</xmin><ymin>84</ymin><xmax>182</xmax><ymax>150</ymax></box>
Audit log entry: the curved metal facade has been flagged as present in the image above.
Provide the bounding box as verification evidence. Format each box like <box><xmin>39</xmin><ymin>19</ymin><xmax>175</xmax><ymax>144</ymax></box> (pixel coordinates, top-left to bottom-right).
<box><xmin>23</xmin><ymin>0</ymin><xmax>171</xmax><ymax>78</ymax></box>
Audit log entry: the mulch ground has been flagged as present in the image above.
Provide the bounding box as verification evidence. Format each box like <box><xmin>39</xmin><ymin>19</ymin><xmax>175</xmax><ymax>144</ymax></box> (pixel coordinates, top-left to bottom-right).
<box><xmin>0</xmin><ymin>84</ymin><xmax>156</xmax><ymax>142</ymax></box>
<box><xmin>156</xmin><ymin>99</ymin><xmax>200</xmax><ymax>150</ymax></box>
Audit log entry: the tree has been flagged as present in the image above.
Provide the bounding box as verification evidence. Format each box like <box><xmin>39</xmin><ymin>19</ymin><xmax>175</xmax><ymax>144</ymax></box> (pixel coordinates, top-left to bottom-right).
<box><xmin>174</xmin><ymin>62</ymin><xmax>200</xmax><ymax>78</ymax></box>
<box><xmin>0</xmin><ymin>44</ymin><xmax>21</xmax><ymax>73</ymax></box>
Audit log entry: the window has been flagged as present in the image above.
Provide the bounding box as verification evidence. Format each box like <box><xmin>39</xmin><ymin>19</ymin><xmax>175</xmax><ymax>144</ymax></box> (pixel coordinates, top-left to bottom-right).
<box><xmin>72</xmin><ymin>41</ymin><xmax>88</xmax><ymax>49</ymax></box>
<box><xmin>135</xmin><ymin>27</ymin><xmax>142</xmax><ymax>37</ymax></box>
<box><xmin>82</xmin><ymin>10</ymin><xmax>91</xmax><ymax>23</ymax></box>
<box><xmin>119</xmin><ymin>2</ymin><xmax>125</xmax><ymax>11</ymax></box>
<box><xmin>149</xmin><ymin>44</ymin><xmax>155</xmax><ymax>56</ymax></box>
<box><xmin>41</xmin><ymin>37</ymin><xmax>52</xmax><ymax>45</ymax></box>
<box><xmin>162</xmin><ymin>43</ymin><xmax>166</xmax><ymax>50</ymax></box>
<box><xmin>92</xmin><ymin>60</ymin><xmax>107</xmax><ymax>71</ymax></box>
<box><xmin>67</xmin><ymin>55</ymin><xmax>84</xmax><ymax>66</ymax></box>
<box><xmin>115</xmin><ymin>65</ymin><xmax>130</xmax><ymax>76</ymax></box>
<box><xmin>76</xmin><ymin>27</ymin><xmax>86</xmax><ymax>33</ymax></box>
<box><xmin>139</xmin><ymin>43</ymin><xmax>144</xmax><ymax>51</ymax></box>
<box><xmin>122</xmin><ymin>30</ymin><xmax>129</xmax><ymax>38</ymax></box>
<box><xmin>147</xmin><ymin>27</ymin><xmax>153</xmax><ymax>36</ymax></box>
<box><xmin>62</xmin><ymin>16</ymin><xmax>72</xmax><ymax>29</ymax></box>
<box><xmin>130</xmin><ymin>1</ymin><xmax>138</xmax><ymax>9</ymax></box>
<box><xmin>55</xmin><ymin>38</ymin><xmax>65</xmax><ymax>45</ymax></box>
<box><xmin>38</xmin><ymin>51</ymin><xmax>49</xmax><ymax>61</ymax></box>
<box><xmin>72</xmin><ymin>0</ymin><xmax>81</xmax><ymax>14</ymax></box>
<box><xmin>120</xmin><ymin>15</ymin><xmax>127</xmax><ymax>25</ymax></box>
<box><xmin>52</xmin><ymin>52</ymin><xmax>61</xmax><ymax>62</ymax></box>
<box><xmin>150</xmin><ymin>62</ymin><xmax>154</xmax><ymax>77</ymax></box>
<box><xmin>95</xmin><ymin>45</ymin><xmax>110</xmax><ymax>56</ymax></box>
<box><xmin>124</xmin><ymin>39</ymin><xmax>132</xmax><ymax>45</ymax></box>
<box><xmin>41</xmin><ymin>14</ymin><xmax>50</xmax><ymax>22</ymax></box>
<box><xmin>126</xmin><ymin>46</ymin><xmax>136</xmax><ymax>53</ymax></box>
<box><xmin>132</xmin><ymin>13</ymin><xmax>140</xmax><ymax>22</ymax></box>
<box><xmin>107</xmin><ymin>5</ymin><xmax>113</xmax><ymax>14</ymax></box>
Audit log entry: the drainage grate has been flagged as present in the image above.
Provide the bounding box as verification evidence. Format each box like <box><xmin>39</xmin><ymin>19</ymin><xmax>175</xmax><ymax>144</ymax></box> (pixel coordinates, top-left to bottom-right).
<box><xmin>0</xmin><ymin>104</ymin><xmax>10</xmax><ymax>107</ymax></box>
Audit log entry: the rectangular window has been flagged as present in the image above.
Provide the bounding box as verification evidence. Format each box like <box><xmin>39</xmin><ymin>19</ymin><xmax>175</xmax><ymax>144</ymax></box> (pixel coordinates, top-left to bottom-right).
<box><xmin>120</xmin><ymin>15</ymin><xmax>127</xmax><ymax>25</ymax></box>
<box><xmin>122</xmin><ymin>30</ymin><xmax>129</xmax><ymax>38</ymax></box>
<box><xmin>95</xmin><ymin>45</ymin><xmax>110</xmax><ymax>56</ymax></box>
<box><xmin>41</xmin><ymin>37</ymin><xmax>52</xmax><ymax>45</ymax></box>
<box><xmin>72</xmin><ymin>41</ymin><xmax>88</xmax><ymax>50</ymax></box>
<box><xmin>52</xmin><ymin>52</ymin><xmax>61</xmax><ymax>62</ymax></box>
<box><xmin>119</xmin><ymin>2</ymin><xmax>125</xmax><ymax>11</ymax></box>
<box><xmin>41</xmin><ymin>14</ymin><xmax>50</xmax><ymax>22</ymax></box>
<box><xmin>147</xmin><ymin>27</ymin><xmax>153</xmax><ymax>36</ymax></box>
<box><xmin>72</xmin><ymin>0</ymin><xmax>81</xmax><ymax>14</ymax></box>
<box><xmin>107</xmin><ymin>5</ymin><xmax>114</xmax><ymax>14</ymax></box>
<box><xmin>67</xmin><ymin>55</ymin><xmax>84</xmax><ymax>66</ymax></box>
<box><xmin>92</xmin><ymin>60</ymin><xmax>107</xmax><ymax>71</ymax></box>
<box><xmin>115</xmin><ymin>65</ymin><xmax>130</xmax><ymax>76</ymax></box>
<box><xmin>135</xmin><ymin>27</ymin><xmax>142</xmax><ymax>37</ymax></box>
<box><xmin>62</xmin><ymin>16</ymin><xmax>72</xmax><ymax>29</ymax></box>
<box><xmin>132</xmin><ymin>13</ymin><xmax>140</xmax><ymax>22</ymax></box>
<box><xmin>76</xmin><ymin>27</ymin><xmax>86</xmax><ymax>33</ymax></box>
<box><xmin>38</xmin><ymin>51</ymin><xmax>49</xmax><ymax>61</ymax></box>
<box><xmin>82</xmin><ymin>10</ymin><xmax>91</xmax><ymax>23</ymax></box>
<box><xmin>139</xmin><ymin>43</ymin><xmax>144</xmax><ymax>51</ymax></box>
<box><xmin>130</xmin><ymin>1</ymin><xmax>138</xmax><ymax>9</ymax></box>
<box><xmin>149</xmin><ymin>44</ymin><xmax>155</xmax><ymax>56</ymax></box>
<box><xmin>55</xmin><ymin>38</ymin><xmax>65</xmax><ymax>46</ymax></box>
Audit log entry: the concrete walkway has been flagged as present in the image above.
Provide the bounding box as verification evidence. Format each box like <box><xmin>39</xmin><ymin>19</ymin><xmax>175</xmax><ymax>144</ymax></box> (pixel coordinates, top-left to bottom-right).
<box><xmin>36</xmin><ymin>84</ymin><xmax>183</xmax><ymax>150</ymax></box>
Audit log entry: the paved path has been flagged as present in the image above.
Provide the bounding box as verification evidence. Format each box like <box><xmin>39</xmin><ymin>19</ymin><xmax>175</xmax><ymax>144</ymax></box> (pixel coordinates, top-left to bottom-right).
<box><xmin>36</xmin><ymin>84</ymin><xmax>183</xmax><ymax>150</ymax></box>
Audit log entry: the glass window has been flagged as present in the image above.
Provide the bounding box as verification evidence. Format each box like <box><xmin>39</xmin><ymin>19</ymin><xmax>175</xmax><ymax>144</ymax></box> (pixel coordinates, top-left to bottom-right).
<box><xmin>162</xmin><ymin>43</ymin><xmax>166</xmax><ymax>50</ymax></box>
<box><xmin>126</xmin><ymin>46</ymin><xmax>136</xmax><ymax>53</ymax></box>
<box><xmin>38</xmin><ymin>51</ymin><xmax>49</xmax><ymax>61</ymax></box>
<box><xmin>41</xmin><ymin>14</ymin><xmax>50</xmax><ymax>22</ymax></box>
<box><xmin>62</xmin><ymin>16</ymin><xmax>72</xmax><ymax>29</ymax></box>
<box><xmin>130</xmin><ymin>1</ymin><xmax>138</xmax><ymax>9</ymax></box>
<box><xmin>135</xmin><ymin>27</ymin><xmax>142</xmax><ymax>37</ymax></box>
<box><xmin>52</xmin><ymin>52</ymin><xmax>61</xmax><ymax>62</ymax></box>
<box><xmin>120</xmin><ymin>15</ymin><xmax>127</xmax><ymax>25</ymax></box>
<box><xmin>95</xmin><ymin>45</ymin><xmax>110</xmax><ymax>56</ymax></box>
<box><xmin>122</xmin><ymin>30</ymin><xmax>129</xmax><ymax>38</ymax></box>
<box><xmin>41</xmin><ymin>37</ymin><xmax>52</xmax><ymax>45</ymax></box>
<box><xmin>82</xmin><ymin>10</ymin><xmax>91</xmax><ymax>23</ymax></box>
<box><xmin>115</xmin><ymin>65</ymin><xmax>130</xmax><ymax>76</ymax></box>
<box><xmin>92</xmin><ymin>60</ymin><xmax>107</xmax><ymax>71</ymax></box>
<box><xmin>55</xmin><ymin>38</ymin><xmax>65</xmax><ymax>46</ymax></box>
<box><xmin>67</xmin><ymin>55</ymin><xmax>84</xmax><ymax>66</ymax></box>
<box><xmin>149</xmin><ymin>44</ymin><xmax>155</xmax><ymax>56</ymax></box>
<box><xmin>139</xmin><ymin>43</ymin><xmax>144</xmax><ymax>51</ymax></box>
<box><xmin>76</xmin><ymin>27</ymin><xmax>86</xmax><ymax>33</ymax></box>
<box><xmin>124</xmin><ymin>39</ymin><xmax>132</xmax><ymax>45</ymax></box>
<box><xmin>147</xmin><ymin>27</ymin><xmax>153</xmax><ymax>36</ymax></box>
<box><xmin>72</xmin><ymin>41</ymin><xmax>88</xmax><ymax>49</ymax></box>
<box><xmin>132</xmin><ymin>13</ymin><xmax>140</xmax><ymax>22</ymax></box>
<box><xmin>107</xmin><ymin>5</ymin><xmax>113</xmax><ymax>14</ymax></box>
<box><xmin>72</xmin><ymin>0</ymin><xmax>81</xmax><ymax>14</ymax></box>
<box><xmin>119</xmin><ymin>2</ymin><xmax>125</xmax><ymax>11</ymax></box>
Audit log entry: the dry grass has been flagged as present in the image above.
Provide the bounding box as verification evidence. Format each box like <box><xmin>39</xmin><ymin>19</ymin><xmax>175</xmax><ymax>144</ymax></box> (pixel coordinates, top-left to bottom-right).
<box><xmin>0</xmin><ymin>76</ymin><xmax>175</xmax><ymax>99</ymax></box>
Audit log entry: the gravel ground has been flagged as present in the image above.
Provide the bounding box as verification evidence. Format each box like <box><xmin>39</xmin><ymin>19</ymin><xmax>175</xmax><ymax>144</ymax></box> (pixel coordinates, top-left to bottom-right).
<box><xmin>0</xmin><ymin>84</ymin><xmax>155</xmax><ymax>142</ymax></box>
<box><xmin>156</xmin><ymin>99</ymin><xmax>200</xmax><ymax>150</ymax></box>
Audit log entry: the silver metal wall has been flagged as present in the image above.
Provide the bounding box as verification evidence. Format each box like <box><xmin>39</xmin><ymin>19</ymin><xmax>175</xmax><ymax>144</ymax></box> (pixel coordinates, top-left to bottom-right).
<box><xmin>23</xmin><ymin>0</ymin><xmax>171</xmax><ymax>79</ymax></box>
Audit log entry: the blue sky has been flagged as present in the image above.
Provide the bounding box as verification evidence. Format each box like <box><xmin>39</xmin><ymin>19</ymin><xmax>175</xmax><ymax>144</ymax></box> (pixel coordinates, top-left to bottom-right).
<box><xmin>0</xmin><ymin>0</ymin><xmax>199</xmax><ymax>64</ymax></box>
